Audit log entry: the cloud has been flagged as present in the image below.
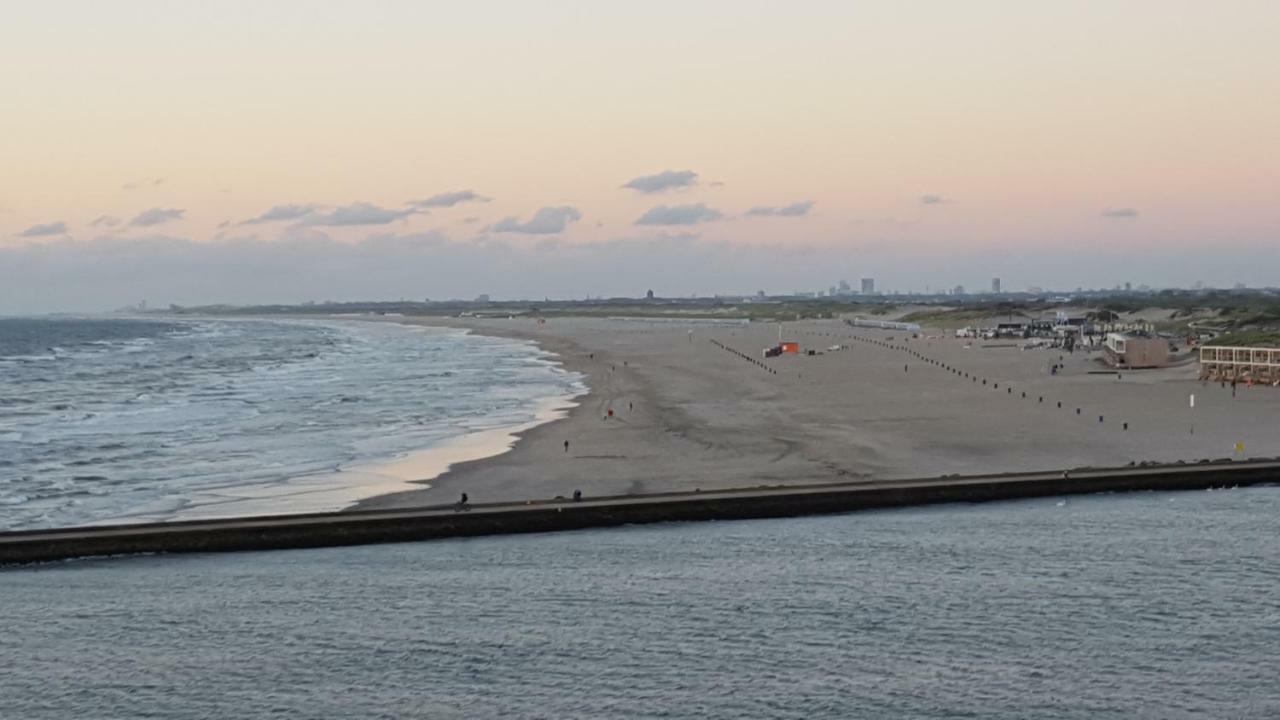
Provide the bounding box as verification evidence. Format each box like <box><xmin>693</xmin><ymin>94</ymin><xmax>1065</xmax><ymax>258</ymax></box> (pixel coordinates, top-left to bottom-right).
<box><xmin>746</xmin><ymin>201</ymin><xmax>813</xmax><ymax>217</ymax></box>
<box><xmin>128</xmin><ymin>208</ymin><xmax>185</xmax><ymax>227</ymax></box>
<box><xmin>920</xmin><ymin>194</ymin><xmax>946</xmax><ymax>205</ymax></box>
<box><xmin>18</xmin><ymin>221</ymin><xmax>68</xmax><ymax>237</ymax></box>
<box><xmin>489</xmin><ymin>206</ymin><xmax>582</xmax><ymax>234</ymax></box>
<box><xmin>621</xmin><ymin>170</ymin><xmax>699</xmax><ymax>193</ymax></box>
<box><xmin>1102</xmin><ymin>207</ymin><xmax>1139</xmax><ymax>219</ymax></box>
<box><xmin>240</xmin><ymin>204</ymin><xmax>318</xmax><ymax>225</ymax></box>
<box><xmin>410</xmin><ymin>190</ymin><xmax>490</xmax><ymax>209</ymax></box>
<box><xmin>122</xmin><ymin>178</ymin><xmax>165</xmax><ymax>191</ymax></box>
<box><xmin>302</xmin><ymin>202</ymin><xmax>416</xmax><ymax>226</ymax></box>
<box><xmin>635</xmin><ymin>203</ymin><xmax>723</xmax><ymax>226</ymax></box>
<box><xmin>89</xmin><ymin>215</ymin><xmax>120</xmax><ymax>228</ymax></box>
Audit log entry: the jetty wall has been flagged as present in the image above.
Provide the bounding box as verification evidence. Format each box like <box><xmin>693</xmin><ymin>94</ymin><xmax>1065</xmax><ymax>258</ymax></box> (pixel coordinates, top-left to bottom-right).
<box><xmin>2</xmin><ymin>460</ymin><xmax>1277</xmax><ymax>566</ymax></box>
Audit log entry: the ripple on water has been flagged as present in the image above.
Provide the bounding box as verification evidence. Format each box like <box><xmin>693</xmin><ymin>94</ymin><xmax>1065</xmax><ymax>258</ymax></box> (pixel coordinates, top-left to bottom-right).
<box><xmin>2</xmin><ymin>488</ymin><xmax>1279</xmax><ymax>719</ymax></box>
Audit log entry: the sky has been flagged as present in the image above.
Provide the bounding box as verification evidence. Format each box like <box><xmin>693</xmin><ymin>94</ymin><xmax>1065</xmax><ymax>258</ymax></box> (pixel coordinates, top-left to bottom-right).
<box><xmin>2</xmin><ymin>1</ymin><xmax>1278</xmax><ymax>312</ymax></box>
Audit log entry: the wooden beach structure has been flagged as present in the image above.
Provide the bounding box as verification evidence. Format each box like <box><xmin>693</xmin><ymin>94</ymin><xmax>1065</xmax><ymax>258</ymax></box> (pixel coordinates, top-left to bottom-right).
<box><xmin>1199</xmin><ymin>345</ymin><xmax>1280</xmax><ymax>384</ymax></box>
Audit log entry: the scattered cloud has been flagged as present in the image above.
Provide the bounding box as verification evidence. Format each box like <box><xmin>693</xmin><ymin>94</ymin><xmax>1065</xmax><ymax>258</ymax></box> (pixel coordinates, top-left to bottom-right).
<box><xmin>240</xmin><ymin>204</ymin><xmax>318</xmax><ymax>225</ymax></box>
<box><xmin>622</xmin><ymin>170</ymin><xmax>699</xmax><ymax>193</ymax></box>
<box><xmin>635</xmin><ymin>203</ymin><xmax>723</xmax><ymax>226</ymax></box>
<box><xmin>746</xmin><ymin>201</ymin><xmax>813</xmax><ymax>217</ymax></box>
<box><xmin>18</xmin><ymin>221</ymin><xmax>68</xmax><ymax>237</ymax></box>
<box><xmin>302</xmin><ymin>202</ymin><xmax>416</xmax><ymax>226</ymax></box>
<box><xmin>128</xmin><ymin>208</ymin><xmax>185</xmax><ymax>227</ymax></box>
<box><xmin>461</xmin><ymin>216</ymin><xmax>480</xmax><ymax>224</ymax></box>
<box><xmin>1102</xmin><ymin>207</ymin><xmax>1139</xmax><ymax>219</ymax></box>
<box><xmin>920</xmin><ymin>194</ymin><xmax>946</xmax><ymax>205</ymax></box>
<box><xmin>410</xmin><ymin>190</ymin><xmax>490</xmax><ymax>209</ymax></box>
<box><xmin>89</xmin><ymin>215</ymin><xmax>120</xmax><ymax>228</ymax></box>
<box><xmin>122</xmin><ymin>178</ymin><xmax>165</xmax><ymax>191</ymax></box>
<box><xmin>489</xmin><ymin>206</ymin><xmax>582</xmax><ymax>234</ymax></box>
<box><xmin>709</xmin><ymin>181</ymin><xmax>726</xmax><ymax>188</ymax></box>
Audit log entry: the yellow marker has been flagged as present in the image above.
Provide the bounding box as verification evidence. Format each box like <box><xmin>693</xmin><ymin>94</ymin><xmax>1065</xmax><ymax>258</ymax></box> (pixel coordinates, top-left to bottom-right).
<box><xmin>1235</xmin><ymin>442</ymin><xmax>1245</xmax><ymax>453</ymax></box>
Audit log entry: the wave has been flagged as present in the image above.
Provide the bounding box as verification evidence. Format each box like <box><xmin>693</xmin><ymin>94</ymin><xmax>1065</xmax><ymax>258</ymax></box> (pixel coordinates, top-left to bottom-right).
<box><xmin>0</xmin><ymin>318</ymin><xmax>582</xmax><ymax>530</ymax></box>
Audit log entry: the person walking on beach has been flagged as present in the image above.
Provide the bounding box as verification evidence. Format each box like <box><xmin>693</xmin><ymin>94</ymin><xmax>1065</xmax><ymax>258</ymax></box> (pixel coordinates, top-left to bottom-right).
<box><xmin>564</xmin><ymin>440</ymin><xmax>570</xmax><ymax>453</ymax></box>
<box><xmin>456</xmin><ymin>493</ymin><xmax>469</xmax><ymax>511</ymax></box>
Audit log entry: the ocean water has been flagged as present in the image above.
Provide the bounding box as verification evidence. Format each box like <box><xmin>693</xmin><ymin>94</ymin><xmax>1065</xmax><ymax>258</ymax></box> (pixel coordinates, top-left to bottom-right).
<box><xmin>0</xmin><ymin>317</ymin><xmax>582</xmax><ymax>529</ymax></box>
<box><xmin>3</xmin><ymin>488</ymin><xmax>1277</xmax><ymax>719</ymax></box>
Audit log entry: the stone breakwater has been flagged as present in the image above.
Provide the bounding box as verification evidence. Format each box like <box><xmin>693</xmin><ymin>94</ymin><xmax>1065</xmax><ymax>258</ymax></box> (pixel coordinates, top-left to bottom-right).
<box><xmin>3</xmin><ymin>459</ymin><xmax>1278</xmax><ymax>566</ymax></box>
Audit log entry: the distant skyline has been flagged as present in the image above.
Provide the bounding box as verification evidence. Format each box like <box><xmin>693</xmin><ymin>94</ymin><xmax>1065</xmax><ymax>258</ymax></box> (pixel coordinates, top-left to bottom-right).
<box><xmin>3</xmin><ymin>1</ymin><xmax>1278</xmax><ymax>312</ymax></box>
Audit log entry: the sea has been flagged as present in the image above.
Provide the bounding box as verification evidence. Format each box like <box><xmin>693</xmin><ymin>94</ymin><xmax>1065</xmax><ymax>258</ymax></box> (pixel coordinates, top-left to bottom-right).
<box><xmin>0</xmin><ymin>316</ymin><xmax>583</xmax><ymax>530</ymax></box>
<box><xmin>2</xmin><ymin>487</ymin><xmax>1277</xmax><ymax>719</ymax></box>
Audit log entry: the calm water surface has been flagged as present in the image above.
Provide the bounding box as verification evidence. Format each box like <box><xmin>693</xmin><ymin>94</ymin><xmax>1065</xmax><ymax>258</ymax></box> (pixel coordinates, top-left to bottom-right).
<box><xmin>3</xmin><ymin>488</ymin><xmax>1279</xmax><ymax>719</ymax></box>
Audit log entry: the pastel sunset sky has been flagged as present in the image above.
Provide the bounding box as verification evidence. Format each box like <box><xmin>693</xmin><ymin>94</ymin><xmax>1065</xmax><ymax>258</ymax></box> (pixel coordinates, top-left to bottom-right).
<box><xmin>3</xmin><ymin>1</ymin><xmax>1278</xmax><ymax>310</ymax></box>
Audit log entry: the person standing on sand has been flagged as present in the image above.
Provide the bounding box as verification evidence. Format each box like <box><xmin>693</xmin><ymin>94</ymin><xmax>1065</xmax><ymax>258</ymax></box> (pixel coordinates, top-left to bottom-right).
<box><xmin>564</xmin><ymin>440</ymin><xmax>570</xmax><ymax>453</ymax></box>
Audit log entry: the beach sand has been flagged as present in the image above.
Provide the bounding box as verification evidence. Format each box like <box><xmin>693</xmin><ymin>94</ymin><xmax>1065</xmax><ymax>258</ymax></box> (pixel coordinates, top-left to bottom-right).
<box><xmin>354</xmin><ymin>316</ymin><xmax>1280</xmax><ymax>510</ymax></box>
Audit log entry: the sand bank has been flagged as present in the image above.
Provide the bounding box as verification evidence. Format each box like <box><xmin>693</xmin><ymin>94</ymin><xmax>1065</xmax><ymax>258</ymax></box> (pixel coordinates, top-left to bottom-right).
<box><xmin>353</xmin><ymin>315</ymin><xmax>1280</xmax><ymax>511</ymax></box>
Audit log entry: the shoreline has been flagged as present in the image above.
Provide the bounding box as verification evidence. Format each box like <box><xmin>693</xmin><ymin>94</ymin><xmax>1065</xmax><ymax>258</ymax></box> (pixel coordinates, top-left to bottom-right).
<box><xmin>349</xmin><ymin>317</ymin><xmax>607</xmax><ymax>511</ymax></box>
<box><xmin>340</xmin><ymin>390</ymin><xmax>584</xmax><ymax>498</ymax></box>
<box><xmin>82</xmin><ymin>317</ymin><xmax>589</xmax><ymax>526</ymax></box>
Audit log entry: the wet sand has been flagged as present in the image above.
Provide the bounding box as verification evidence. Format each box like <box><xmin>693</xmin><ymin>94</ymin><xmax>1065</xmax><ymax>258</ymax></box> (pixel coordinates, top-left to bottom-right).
<box><xmin>355</xmin><ymin>316</ymin><xmax>1280</xmax><ymax>510</ymax></box>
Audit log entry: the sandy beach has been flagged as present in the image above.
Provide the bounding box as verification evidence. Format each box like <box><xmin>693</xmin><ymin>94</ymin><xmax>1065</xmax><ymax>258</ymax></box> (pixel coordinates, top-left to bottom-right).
<box><xmin>354</xmin><ymin>316</ymin><xmax>1280</xmax><ymax>510</ymax></box>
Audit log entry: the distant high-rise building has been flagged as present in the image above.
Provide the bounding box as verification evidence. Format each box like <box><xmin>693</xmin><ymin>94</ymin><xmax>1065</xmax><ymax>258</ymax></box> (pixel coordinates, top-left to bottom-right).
<box><xmin>860</xmin><ymin>278</ymin><xmax>875</xmax><ymax>295</ymax></box>
<box><xmin>953</xmin><ymin>285</ymin><xmax>965</xmax><ymax>296</ymax></box>
<box><xmin>646</xmin><ymin>289</ymin><xmax>655</xmax><ymax>299</ymax></box>
<box><xmin>1124</xmin><ymin>282</ymin><xmax>1132</xmax><ymax>292</ymax></box>
<box><xmin>991</xmin><ymin>278</ymin><xmax>1001</xmax><ymax>294</ymax></box>
<box><xmin>838</xmin><ymin>279</ymin><xmax>851</xmax><ymax>294</ymax></box>
<box><xmin>475</xmin><ymin>293</ymin><xmax>490</xmax><ymax>303</ymax></box>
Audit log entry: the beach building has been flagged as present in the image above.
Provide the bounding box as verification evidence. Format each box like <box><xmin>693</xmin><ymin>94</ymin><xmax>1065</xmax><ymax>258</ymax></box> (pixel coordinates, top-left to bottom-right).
<box><xmin>993</xmin><ymin>320</ymin><xmax>1030</xmax><ymax>338</ymax></box>
<box><xmin>1199</xmin><ymin>345</ymin><xmax>1280</xmax><ymax>384</ymax></box>
<box><xmin>1103</xmin><ymin>333</ymin><xmax>1169</xmax><ymax>368</ymax></box>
